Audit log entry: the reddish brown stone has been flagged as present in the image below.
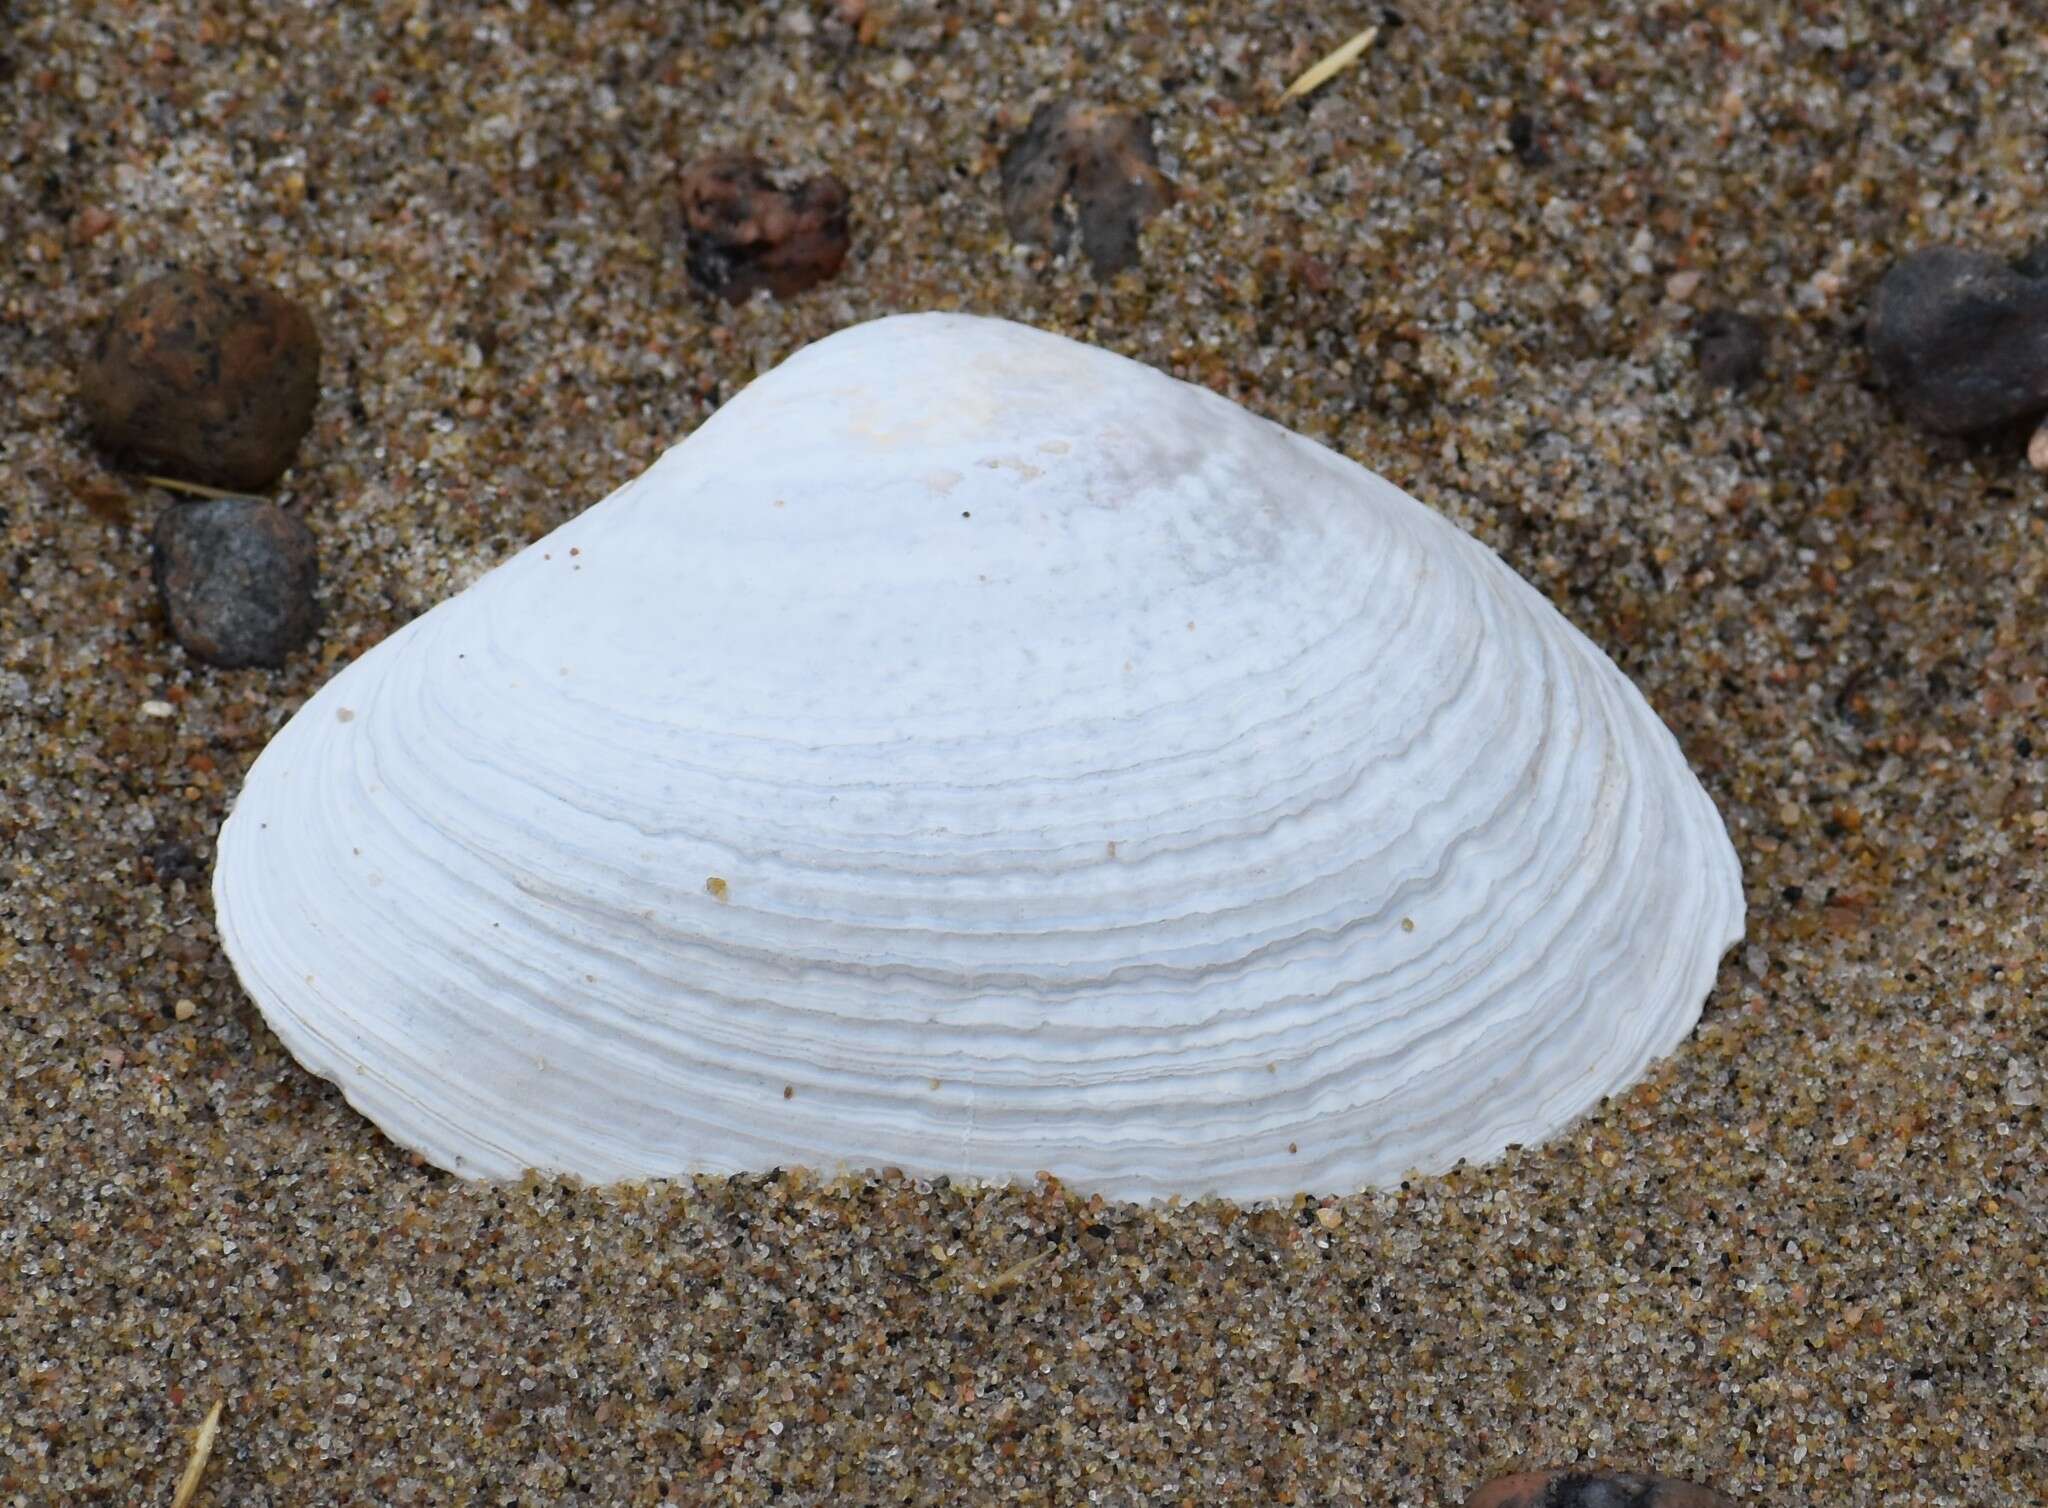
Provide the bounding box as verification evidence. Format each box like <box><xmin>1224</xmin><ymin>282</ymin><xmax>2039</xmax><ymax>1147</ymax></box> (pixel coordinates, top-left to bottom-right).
<box><xmin>80</xmin><ymin>270</ymin><xmax>321</xmax><ymax>491</ymax></box>
<box><xmin>1467</xmin><ymin>1469</ymin><xmax>1735</xmax><ymax>1508</ymax></box>
<box><xmin>999</xmin><ymin>100</ymin><xmax>1176</xmax><ymax>277</ymax></box>
<box><xmin>680</xmin><ymin>152</ymin><xmax>851</xmax><ymax>303</ymax></box>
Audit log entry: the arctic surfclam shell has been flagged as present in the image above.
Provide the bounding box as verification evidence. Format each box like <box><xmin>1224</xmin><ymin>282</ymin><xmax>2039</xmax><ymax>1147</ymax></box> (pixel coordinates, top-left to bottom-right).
<box><xmin>214</xmin><ymin>312</ymin><xmax>1743</xmax><ymax>1202</ymax></box>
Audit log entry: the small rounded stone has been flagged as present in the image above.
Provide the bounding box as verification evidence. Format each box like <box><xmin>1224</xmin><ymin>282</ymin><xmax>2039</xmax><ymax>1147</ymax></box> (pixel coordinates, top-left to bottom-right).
<box><xmin>679</xmin><ymin>153</ymin><xmax>851</xmax><ymax>304</ymax></box>
<box><xmin>1505</xmin><ymin>110</ymin><xmax>1551</xmax><ymax>167</ymax></box>
<box><xmin>1867</xmin><ymin>246</ymin><xmax>2048</xmax><ymax>435</ymax></box>
<box><xmin>1467</xmin><ymin>1469</ymin><xmax>1736</xmax><ymax>1508</ymax></box>
<box><xmin>999</xmin><ymin>100</ymin><xmax>1177</xmax><ymax>277</ymax></box>
<box><xmin>81</xmin><ymin>270</ymin><xmax>321</xmax><ymax>491</ymax></box>
<box><xmin>146</xmin><ymin>840</ymin><xmax>203</xmax><ymax>886</ymax></box>
<box><xmin>1692</xmin><ymin>309</ymin><xmax>1767</xmax><ymax>389</ymax></box>
<box><xmin>152</xmin><ymin>497</ymin><xmax>319</xmax><ymax>669</ymax></box>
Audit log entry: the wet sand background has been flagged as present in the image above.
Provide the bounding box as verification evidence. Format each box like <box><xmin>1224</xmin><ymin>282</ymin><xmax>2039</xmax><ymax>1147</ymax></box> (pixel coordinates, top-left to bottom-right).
<box><xmin>2</xmin><ymin>2</ymin><xmax>2043</xmax><ymax>1503</ymax></box>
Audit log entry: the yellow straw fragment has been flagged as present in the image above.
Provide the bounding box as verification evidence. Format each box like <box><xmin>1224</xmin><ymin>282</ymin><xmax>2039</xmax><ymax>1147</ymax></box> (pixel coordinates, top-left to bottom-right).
<box><xmin>137</xmin><ymin>475</ymin><xmax>268</xmax><ymax>503</ymax></box>
<box><xmin>1276</xmin><ymin>24</ymin><xmax>1380</xmax><ymax>107</ymax></box>
<box><xmin>169</xmin><ymin>1400</ymin><xmax>224</xmax><ymax>1508</ymax></box>
<box><xmin>981</xmin><ymin>1246</ymin><xmax>1056</xmax><ymax>1295</ymax></box>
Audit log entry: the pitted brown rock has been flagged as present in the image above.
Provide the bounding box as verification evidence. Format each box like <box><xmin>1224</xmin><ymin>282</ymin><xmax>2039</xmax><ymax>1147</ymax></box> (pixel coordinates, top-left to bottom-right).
<box><xmin>81</xmin><ymin>270</ymin><xmax>321</xmax><ymax>491</ymax></box>
<box><xmin>680</xmin><ymin>152</ymin><xmax>851</xmax><ymax>303</ymax></box>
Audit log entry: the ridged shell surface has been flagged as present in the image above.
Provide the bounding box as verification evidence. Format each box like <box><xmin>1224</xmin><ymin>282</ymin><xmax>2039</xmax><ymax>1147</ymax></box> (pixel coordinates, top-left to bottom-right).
<box><xmin>214</xmin><ymin>313</ymin><xmax>1744</xmax><ymax>1203</ymax></box>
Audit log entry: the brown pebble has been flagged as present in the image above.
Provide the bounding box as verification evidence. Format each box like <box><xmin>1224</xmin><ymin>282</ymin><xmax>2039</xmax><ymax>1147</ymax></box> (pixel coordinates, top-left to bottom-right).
<box><xmin>80</xmin><ymin>270</ymin><xmax>321</xmax><ymax>491</ymax></box>
<box><xmin>680</xmin><ymin>152</ymin><xmax>851</xmax><ymax>303</ymax></box>
<box><xmin>1467</xmin><ymin>1469</ymin><xmax>1736</xmax><ymax>1508</ymax></box>
<box><xmin>999</xmin><ymin>99</ymin><xmax>1176</xmax><ymax>277</ymax></box>
<box><xmin>66</xmin><ymin>472</ymin><xmax>134</xmax><ymax>528</ymax></box>
<box><xmin>73</xmin><ymin>204</ymin><xmax>116</xmax><ymax>243</ymax></box>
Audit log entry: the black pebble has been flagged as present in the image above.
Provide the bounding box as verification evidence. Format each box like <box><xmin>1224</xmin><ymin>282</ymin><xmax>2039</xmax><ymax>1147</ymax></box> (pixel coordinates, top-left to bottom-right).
<box><xmin>1693</xmin><ymin>309</ymin><xmax>1767</xmax><ymax>388</ymax></box>
<box><xmin>1505</xmin><ymin>111</ymin><xmax>1549</xmax><ymax>167</ymax></box>
<box><xmin>148</xmin><ymin>840</ymin><xmax>202</xmax><ymax>885</ymax></box>
<box><xmin>152</xmin><ymin>498</ymin><xmax>319</xmax><ymax>669</ymax></box>
<box><xmin>1866</xmin><ymin>245</ymin><xmax>2048</xmax><ymax>434</ymax></box>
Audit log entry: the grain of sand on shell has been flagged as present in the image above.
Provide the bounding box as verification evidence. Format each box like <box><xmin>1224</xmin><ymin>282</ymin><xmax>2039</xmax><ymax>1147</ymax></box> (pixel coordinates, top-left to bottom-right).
<box><xmin>3</xmin><ymin>3</ymin><xmax>2044</xmax><ymax>1504</ymax></box>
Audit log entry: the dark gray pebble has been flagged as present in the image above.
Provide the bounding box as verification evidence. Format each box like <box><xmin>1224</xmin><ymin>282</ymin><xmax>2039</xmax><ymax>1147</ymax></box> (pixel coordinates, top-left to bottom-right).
<box><xmin>147</xmin><ymin>840</ymin><xmax>203</xmax><ymax>885</ymax></box>
<box><xmin>1867</xmin><ymin>245</ymin><xmax>2048</xmax><ymax>434</ymax></box>
<box><xmin>1000</xmin><ymin>100</ymin><xmax>1176</xmax><ymax>277</ymax></box>
<box><xmin>1693</xmin><ymin>309</ymin><xmax>1767</xmax><ymax>388</ymax></box>
<box><xmin>152</xmin><ymin>498</ymin><xmax>318</xmax><ymax>669</ymax></box>
<box><xmin>1467</xmin><ymin>1468</ymin><xmax>1735</xmax><ymax>1508</ymax></box>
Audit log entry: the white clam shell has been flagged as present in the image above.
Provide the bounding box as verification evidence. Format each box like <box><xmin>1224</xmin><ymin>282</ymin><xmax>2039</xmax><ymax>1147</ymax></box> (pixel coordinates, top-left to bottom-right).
<box><xmin>215</xmin><ymin>313</ymin><xmax>1743</xmax><ymax>1203</ymax></box>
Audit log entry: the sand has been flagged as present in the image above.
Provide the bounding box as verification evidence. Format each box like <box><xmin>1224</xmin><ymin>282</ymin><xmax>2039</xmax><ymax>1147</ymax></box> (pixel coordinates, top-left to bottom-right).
<box><xmin>2</xmin><ymin>2</ymin><xmax>2044</xmax><ymax>1503</ymax></box>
